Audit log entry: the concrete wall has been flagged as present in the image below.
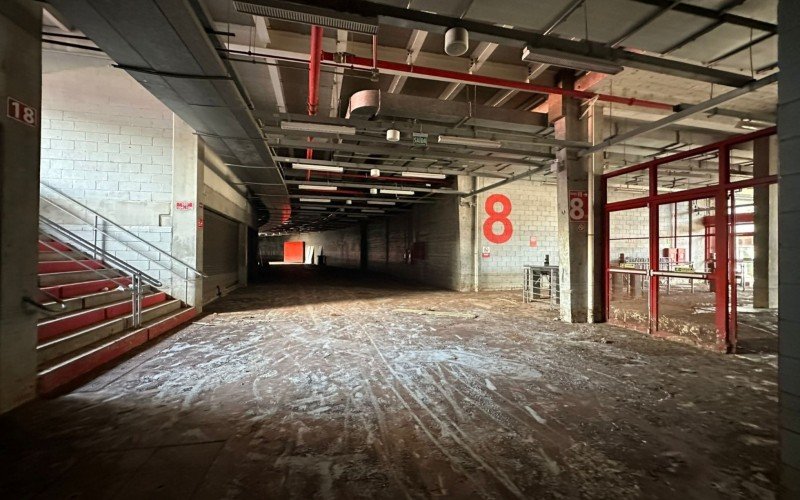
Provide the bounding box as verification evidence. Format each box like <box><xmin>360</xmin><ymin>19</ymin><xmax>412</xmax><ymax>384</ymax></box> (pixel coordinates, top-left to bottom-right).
<box><xmin>0</xmin><ymin>1</ymin><xmax>42</xmax><ymax>413</ymax></box>
<box><xmin>778</xmin><ymin>1</ymin><xmax>800</xmax><ymax>494</ymax></box>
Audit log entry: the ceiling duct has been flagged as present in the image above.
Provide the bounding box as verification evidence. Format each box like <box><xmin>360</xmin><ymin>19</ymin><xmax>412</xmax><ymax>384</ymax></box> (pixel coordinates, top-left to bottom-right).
<box><xmin>346</xmin><ymin>90</ymin><xmax>548</xmax><ymax>135</ymax></box>
<box><xmin>522</xmin><ymin>46</ymin><xmax>623</xmax><ymax>75</ymax></box>
<box><xmin>233</xmin><ymin>0</ymin><xmax>379</xmax><ymax>34</ymax></box>
<box><xmin>444</xmin><ymin>27</ymin><xmax>468</xmax><ymax>56</ymax></box>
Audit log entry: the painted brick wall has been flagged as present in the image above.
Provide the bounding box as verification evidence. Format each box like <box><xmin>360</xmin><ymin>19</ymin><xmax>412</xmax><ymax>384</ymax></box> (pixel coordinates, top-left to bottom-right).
<box><xmin>473</xmin><ymin>179</ymin><xmax>559</xmax><ymax>290</ymax></box>
<box><xmin>39</xmin><ymin>55</ymin><xmax>176</xmax><ymax>287</ymax></box>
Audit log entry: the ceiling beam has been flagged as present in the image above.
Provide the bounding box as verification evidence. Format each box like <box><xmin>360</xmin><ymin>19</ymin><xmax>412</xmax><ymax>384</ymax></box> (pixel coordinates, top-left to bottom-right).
<box><xmin>286</xmin><ymin>194</ymin><xmax>436</xmax><ymax>203</ymax></box>
<box><xmin>245</xmin><ymin>0</ymin><xmax>755</xmax><ymax>87</ymax></box>
<box><xmin>439</xmin><ymin>41</ymin><xmax>498</xmax><ymax>100</ymax></box>
<box><xmin>284</xmin><ymin>179</ymin><xmax>465</xmax><ymax>194</ymax></box>
<box><xmin>627</xmin><ymin>0</ymin><xmax>776</xmax><ymax>33</ymax></box>
<box><xmin>581</xmin><ymin>73</ymin><xmax>777</xmax><ymax>156</ymax></box>
<box><xmin>248</xmin><ymin>18</ymin><xmax>287</xmax><ymax>114</ymax></box>
<box><xmin>271</xmin><ymin>156</ymin><xmax>511</xmax><ymax>178</ymax></box>
<box><xmin>388</xmin><ymin>29</ymin><xmax>427</xmax><ymax>94</ymax></box>
<box><xmin>329</xmin><ymin>29</ymin><xmax>348</xmax><ymax>117</ymax></box>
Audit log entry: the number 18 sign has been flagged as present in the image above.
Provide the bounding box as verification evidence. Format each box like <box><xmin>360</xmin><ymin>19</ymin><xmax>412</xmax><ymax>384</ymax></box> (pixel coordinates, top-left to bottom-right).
<box><xmin>7</xmin><ymin>97</ymin><xmax>37</xmax><ymax>127</ymax></box>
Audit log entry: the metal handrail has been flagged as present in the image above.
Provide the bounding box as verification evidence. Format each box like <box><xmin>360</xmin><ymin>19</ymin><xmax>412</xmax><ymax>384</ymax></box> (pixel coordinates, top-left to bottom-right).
<box><xmin>40</xmin><ymin>216</ymin><xmax>163</xmax><ymax>287</ymax></box>
<box><xmin>40</xmin><ymin>182</ymin><xmax>206</xmax><ymax>279</ymax></box>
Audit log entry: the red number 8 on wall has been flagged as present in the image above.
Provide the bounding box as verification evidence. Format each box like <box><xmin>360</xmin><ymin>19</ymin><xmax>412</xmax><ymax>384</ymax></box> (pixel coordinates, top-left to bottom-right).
<box><xmin>483</xmin><ymin>194</ymin><xmax>513</xmax><ymax>244</ymax></box>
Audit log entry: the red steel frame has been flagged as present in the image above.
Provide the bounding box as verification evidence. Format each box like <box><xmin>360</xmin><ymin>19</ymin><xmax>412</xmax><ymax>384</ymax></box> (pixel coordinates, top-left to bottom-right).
<box><xmin>602</xmin><ymin>126</ymin><xmax>777</xmax><ymax>352</ymax></box>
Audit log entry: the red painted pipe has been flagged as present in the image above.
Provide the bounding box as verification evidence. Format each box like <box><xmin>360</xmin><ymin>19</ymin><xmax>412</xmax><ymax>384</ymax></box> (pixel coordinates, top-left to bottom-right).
<box><xmin>306</xmin><ymin>25</ymin><xmax>324</xmax><ymax>162</ymax></box>
<box><xmin>320</xmin><ymin>51</ymin><xmax>675</xmax><ymax>112</ymax></box>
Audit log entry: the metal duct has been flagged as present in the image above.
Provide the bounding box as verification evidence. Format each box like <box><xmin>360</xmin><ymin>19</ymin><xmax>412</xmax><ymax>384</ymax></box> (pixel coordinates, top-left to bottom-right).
<box><xmin>346</xmin><ymin>90</ymin><xmax>549</xmax><ymax>134</ymax></box>
<box><xmin>48</xmin><ymin>0</ymin><xmax>290</xmax><ymax>231</ymax></box>
<box><xmin>233</xmin><ymin>0</ymin><xmax>379</xmax><ymax>34</ymax></box>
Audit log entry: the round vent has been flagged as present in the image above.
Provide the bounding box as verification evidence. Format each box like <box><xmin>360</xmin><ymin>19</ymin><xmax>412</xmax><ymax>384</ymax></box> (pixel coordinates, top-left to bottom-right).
<box><xmin>444</xmin><ymin>27</ymin><xmax>468</xmax><ymax>56</ymax></box>
<box><xmin>386</xmin><ymin>129</ymin><xmax>400</xmax><ymax>142</ymax></box>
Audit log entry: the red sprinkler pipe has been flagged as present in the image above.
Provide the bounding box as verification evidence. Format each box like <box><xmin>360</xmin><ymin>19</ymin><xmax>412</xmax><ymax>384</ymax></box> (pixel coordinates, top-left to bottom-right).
<box><xmin>320</xmin><ymin>51</ymin><xmax>675</xmax><ymax>112</ymax></box>
<box><xmin>306</xmin><ymin>25</ymin><xmax>324</xmax><ymax>163</ymax></box>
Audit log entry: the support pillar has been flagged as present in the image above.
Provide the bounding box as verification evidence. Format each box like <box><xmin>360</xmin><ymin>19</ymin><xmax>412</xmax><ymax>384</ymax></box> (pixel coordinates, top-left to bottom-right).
<box><xmin>170</xmin><ymin>116</ymin><xmax>203</xmax><ymax>310</ymax></box>
<box><xmin>587</xmin><ymin>103</ymin><xmax>605</xmax><ymax>322</ymax></box>
<box><xmin>753</xmin><ymin>136</ymin><xmax>778</xmax><ymax>309</ymax></box>
<box><xmin>554</xmin><ymin>72</ymin><xmax>590</xmax><ymax>322</ymax></box>
<box><xmin>778</xmin><ymin>1</ymin><xmax>800</xmax><ymax>494</ymax></box>
<box><xmin>0</xmin><ymin>2</ymin><xmax>41</xmax><ymax>413</ymax></box>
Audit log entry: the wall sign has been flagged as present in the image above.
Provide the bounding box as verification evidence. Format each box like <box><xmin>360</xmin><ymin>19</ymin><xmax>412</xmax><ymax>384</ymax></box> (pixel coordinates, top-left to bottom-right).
<box><xmin>482</xmin><ymin>246</ymin><xmax>491</xmax><ymax>258</ymax></box>
<box><xmin>412</xmin><ymin>132</ymin><xmax>428</xmax><ymax>146</ymax></box>
<box><xmin>176</xmin><ymin>201</ymin><xmax>194</xmax><ymax>211</ymax></box>
<box><xmin>529</xmin><ymin>236</ymin><xmax>538</xmax><ymax>248</ymax></box>
<box><xmin>7</xmin><ymin>97</ymin><xmax>37</xmax><ymax>127</ymax></box>
<box><xmin>197</xmin><ymin>218</ymin><xmax>204</xmax><ymax>228</ymax></box>
<box><xmin>568</xmin><ymin>190</ymin><xmax>588</xmax><ymax>222</ymax></box>
<box><xmin>483</xmin><ymin>193</ymin><xmax>513</xmax><ymax>244</ymax></box>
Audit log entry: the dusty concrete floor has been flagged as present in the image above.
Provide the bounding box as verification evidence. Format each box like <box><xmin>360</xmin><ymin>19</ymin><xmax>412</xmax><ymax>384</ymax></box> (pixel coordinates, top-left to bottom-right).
<box><xmin>0</xmin><ymin>267</ymin><xmax>780</xmax><ymax>499</ymax></box>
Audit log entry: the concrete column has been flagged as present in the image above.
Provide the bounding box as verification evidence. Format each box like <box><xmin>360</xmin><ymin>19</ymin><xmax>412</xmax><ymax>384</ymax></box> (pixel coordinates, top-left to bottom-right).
<box><xmin>586</xmin><ymin>104</ymin><xmax>605</xmax><ymax>322</ymax></box>
<box><xmin>553</xmin><ymin>73</ymin><xmax>590</xmax><ymax>322</ymax></box>
<box><xmin>778</xmin><ymin>1</ymin><xmax>800</xmax><ymax>494</ymax></box>
<box><xmin>753</xmin><ymin>136</ymin><xmax>778</xmax><ymax>308</ymax></box>
<box><xmin>0</xmin><ymin>2</ymin><xmax>41</xmax><ymax>413</ymax></box>
<box><xmin>170</xmin><ymin>116</ymin><xmax>203</xmax><ymax>310</ymax></box>
<box><xmin>238</xmin><ymin>223</ymin><xmax>248</xmax><ymax>286</ymax></box>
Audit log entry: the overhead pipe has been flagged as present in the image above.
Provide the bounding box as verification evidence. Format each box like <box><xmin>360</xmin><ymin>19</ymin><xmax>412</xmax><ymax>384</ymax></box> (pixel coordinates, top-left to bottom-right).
<box><xmin>319</xmin><ymin>52</ymin><xmax>675</xmax><ymax>112</ymax></box>
<box><xmin>306</xmin><ymin>25</ymin><xmax>324</xmax><ymax>163</ymax></box>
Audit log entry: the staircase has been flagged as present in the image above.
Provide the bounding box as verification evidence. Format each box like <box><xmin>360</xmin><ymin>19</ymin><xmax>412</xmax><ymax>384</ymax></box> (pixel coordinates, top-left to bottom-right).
<box><xmin>34</xmin><ymin>234</ymin><xmax>197</xmax><ymax>395</ymax></box>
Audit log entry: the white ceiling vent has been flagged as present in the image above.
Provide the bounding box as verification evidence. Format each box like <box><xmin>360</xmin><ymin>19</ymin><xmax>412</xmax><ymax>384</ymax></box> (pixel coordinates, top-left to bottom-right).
<box><xmin>444</xmin><ymin>27</ymin><xmax>469</xmax><ymax>57</ymax></box>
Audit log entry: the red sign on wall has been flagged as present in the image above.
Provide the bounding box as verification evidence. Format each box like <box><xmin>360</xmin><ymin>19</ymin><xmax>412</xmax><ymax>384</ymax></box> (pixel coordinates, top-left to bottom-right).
<box><xmin>483</xmin><ymin>194</ymin><xmax>513</xmax><ymax>244</ymax></box>
<box><xmin>529</xmin><ymin>236</ymin><xmax>538</xmax><ymax>248</ymax></box>
<box><xmin>176</xmin><ymin>201</ymin><xmax>194</xmax><ymax>211</ymax></box>
<box><xmin>7</xmin><ymin>97</ymin><xmax>37</xmax><ymax>127</ymax></box>
<box><xmin>197</xmin><ymin>218</ymin><xmax>204</xmax><ymax>228</ymax></box>
<box><xmin>568</xmin><ymin>190</ymin><xmax>589</xmax><ymax>222</ymax></box>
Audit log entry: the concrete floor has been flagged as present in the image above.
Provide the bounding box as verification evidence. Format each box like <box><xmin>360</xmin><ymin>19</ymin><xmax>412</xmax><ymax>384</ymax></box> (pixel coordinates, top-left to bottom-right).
<box><xmin>0</xmin><ymin>267</ymin><xmax>779</xmax><ymax>499</ymax></box>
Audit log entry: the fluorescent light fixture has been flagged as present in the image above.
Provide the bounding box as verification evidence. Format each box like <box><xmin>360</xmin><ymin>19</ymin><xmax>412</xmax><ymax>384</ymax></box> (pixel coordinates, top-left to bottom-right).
<box><xmin>361</xmin><ymin>208</ymin><xmax>385</xmax><ymax>214</ymax></box>
<box><xmin>298</xmin><ymin>206</ymin><xmax>328</xmax><ymax>211</ymax></box>
<box><xmin>233</xmin><ymin>1</ymin><xmax>379</xmax><ymax>35</ymax></box>
<box><xmin>400</xmin><ymin>172</ymin><xmax>446</xmax><ymax>180</ymax></box>
<box><xmin>438</xmin><ymin>135</ymin><xmax>502</xmax><ymax>148</ymax></box>
<box><xmin>292</xmin><ymin>163</ymin><xmax>344</xmax><ymax>173</ymax></box>
<box><xmin>346</xmin><ymin>199</ymin><xmax>352</xmax><ymax>205</ymax></box>
<box><xmin>370</xmin><ymin>188</ymin><xmax>378</xmax><ymax>194</ymax></box>
<box><xmin>367</xmin><ymin>201</ymin><xmax>396</xmax><ymax>206</ymax></box>
<box><xmin>522</xmin><ymin>46</ymin><xmax>623</xmax><ymax>75</ymax></box>
<box><xmin>298</xmin><ymin>198</ymin><xmax>331</xmax><ymax>203</ymax></box>
<box><xmin>380</xmin><ymin>189</ymin><xmax>415</xmax><ymax>196</ymax></box>
<box><xmin>370</xmin><ymin>168</ymin><xmax>381</xmax><ymax>177</ymax></box>
<box><xmin>299</xmin><ymin>184</ymin><xmax>337</xmax><ymax>191</ymax></box>
<box><xmin>280</xmin><ymin>121</ymin><xmax>356</xmax><ymax>135</ymax></box>
<box><xmin>736</xmin><ymin>118</ymin><xmax>772</xmax><ymax>130</ymax></box>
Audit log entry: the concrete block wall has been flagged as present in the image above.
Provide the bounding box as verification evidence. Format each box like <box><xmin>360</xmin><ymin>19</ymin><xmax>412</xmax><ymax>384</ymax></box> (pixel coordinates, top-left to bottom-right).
<box><xmin>283</xmin><ymin>226</ymin><xmax>363</xmax><ymax>269</ymax></box>
<box><xmin>778</xmin><ymin>1</ymin><xmax>800</xmax><ymax>493</ymax></box>
<box><xmin>39</xmin><ymin>54</ymin><xmax>177</xmax><ymax>289</ymax></box>
<box><xmin>473</xmin><ymin>179</ymin><xmax>559</xmax><ymax>290</ymax></box>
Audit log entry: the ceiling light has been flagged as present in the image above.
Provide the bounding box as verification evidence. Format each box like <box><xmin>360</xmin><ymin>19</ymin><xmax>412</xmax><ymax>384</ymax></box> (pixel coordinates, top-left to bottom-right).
<box><xmin>346</xmin><ymin>199</ymin><xmax>352</xmax><ymax>205</ymax></box>
<box><xmin>280</xmin><ymin>121</ymin><xmax>356</xmax><ymax>135</ymax></box>
<box><xmin>522</xmin><ymin>46</ymin><xmax>623</xmax><ymax>75</ymax></box>
<box><xmin>445</xmin><ymin>27</ymin><xmax>469</xmax><ymax>56</ymax></box>
<box><xmin>386</xmin><ymin>129</ymin><xmax>400</xmax><ymax>142</ymax></box>
<box><xmin>370</xmin><ymin>168</ymin><xmax>381</xmax><ymax>177</ymax></box>
<box><xmin>400</xmin><ymin>172</ymin><xmax>446</xmax><ymax>179</ymax></box>
<box><xmin>299</xmin><ymin>184</ymin><xmax>337</xmax><ymax>191</ymax></box>
<box><xmin>298</xmin><ymin>198</ymin><xmax>331</xmax><ymax>203</ymax></box>
<box><xmin>292</xmin><ymin>163</ymin><xmax>344</xmax><ymax>173</ymax></box>
<box><xmin>361</xmin><ymin>208</ymin><xmax>385</xmax><ymax>214</ymax></box>
<box><xmin>233</xmin><ymin>1</ymin><xmax>379</xmax><ymax>35</ymax></box>
<box><xmin>736</xmin><ymin>118</ymin><xmax>771</xmax><ymax>130</ymax></box>
<box><xmin>370</xmin><ymin>188</ymin><xmax>378</xmax><ymax>194</ymax></box>
<box><xmin>367</xmin><ymin>201</ymin><xmax>396</xmax><ymax>206</ymax></box>
<box><xmin>438</xmin><ymin>135</ymin><xmax>502</xmax><ymax>148</ymax></box>
<box><xmin>380</xmin><ymin>189</ymin><xmax>415</xmax><ymax>196</ymax></box>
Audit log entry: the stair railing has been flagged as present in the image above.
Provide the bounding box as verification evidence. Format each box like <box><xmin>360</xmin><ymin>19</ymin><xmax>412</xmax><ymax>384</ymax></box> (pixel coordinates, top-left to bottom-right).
<box><xmin>38</xmin><ymin>218</ymin><xmax>158</xmax><ymax>328</ymax></box>
<box><xmin>39</xmin><ymin>182</ymin><xmax>206</xmax><ymax>304</ymax></box>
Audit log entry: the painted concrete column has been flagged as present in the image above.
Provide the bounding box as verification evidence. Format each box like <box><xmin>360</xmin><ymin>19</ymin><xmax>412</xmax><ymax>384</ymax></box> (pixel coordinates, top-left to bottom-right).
<box><xmin>778</xmin><ymin>1</ymin><xmax>800</xmax><ymax>494</ymax></box>
<box><xmin>586</xmin><ymin>104</ymin><xmax>605</xmax><ymax>322</ymax></box>
<box><xmin>753</xmin><ymin>136</ymin><xmax>778</xmax><ymax>309</ymax></box>
<box><xmin>0</xmin><ymin>2</ymin><xmax>41</xmax><ymax>413</ymax></box>
<box><xmin>170</xmin><ymin>116</ymin><xmax>203</xmax><ymax>310</ymax></box>
<box><xmin>554</xmin><ymin>73</ymin><xmax>590</xmax><ymax>322</ymax></box>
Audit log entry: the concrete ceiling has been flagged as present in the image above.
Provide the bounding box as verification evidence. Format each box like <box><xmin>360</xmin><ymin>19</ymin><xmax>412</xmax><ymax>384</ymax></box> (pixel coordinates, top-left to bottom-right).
<box><xmin>43</xmin><ymin>0</ymin><xmax>779</xmax><ymax>233</ymax></box>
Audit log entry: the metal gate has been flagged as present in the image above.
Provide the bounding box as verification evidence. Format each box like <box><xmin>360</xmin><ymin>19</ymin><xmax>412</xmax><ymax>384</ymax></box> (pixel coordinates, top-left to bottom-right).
<box><xmin>603</xmin><ymin>127</ymin><xmax>777</xmax><ymax>352</ymax></box>
<box><xmin>203</xmin><ymin>208</ymin><xmax>240</xmax><ymax>302</ymax></box>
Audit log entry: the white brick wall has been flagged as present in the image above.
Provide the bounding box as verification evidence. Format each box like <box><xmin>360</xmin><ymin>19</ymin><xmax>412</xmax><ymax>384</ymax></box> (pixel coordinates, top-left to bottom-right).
<box><xmin>475</xmin><ymin>179</ymin><xmax>559</xmax><ymax>290</ymax></box>
<box><xmin>40</xmin><ymin>56</ymin><xmax>176</xmax><ymax>290</ymax></box>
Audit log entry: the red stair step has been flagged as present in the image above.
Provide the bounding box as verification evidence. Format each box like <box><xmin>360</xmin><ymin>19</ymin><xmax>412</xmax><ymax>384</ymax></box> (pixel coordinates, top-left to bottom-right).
<box><xmin>39</xmin><ymin>240</ymin><xmax>71</xmax><ymax>252</ymax></box>
<box><xmin>37</xmin><ymin>307</ymin><xmax>197</xmax><ymax>396</ymax></box>
<box><xmin>41</xmin><ymin>277</ymin><xmax>131</xmax><ymax>299</ymax></box>
<box><xmin>38</xmin><ymin>260</ymin><xmax>105</xmax><ymax>274</ymax></box>
<box><xmin>38</xmin><ymin>292</ymin><xmax>167</xmax><ymax>343</ymax></box>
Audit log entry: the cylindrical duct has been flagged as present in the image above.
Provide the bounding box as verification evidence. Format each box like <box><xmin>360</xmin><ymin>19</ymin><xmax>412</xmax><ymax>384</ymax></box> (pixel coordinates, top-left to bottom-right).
<box><xmin>386</xmin><ymin>129</ymin><xmax>400</xmax><ymax>142</ymax></box>
<box><xmin>444</xmin><ymin>27</ymin><xmax>468</xmax><ymax>56</ymax></box>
